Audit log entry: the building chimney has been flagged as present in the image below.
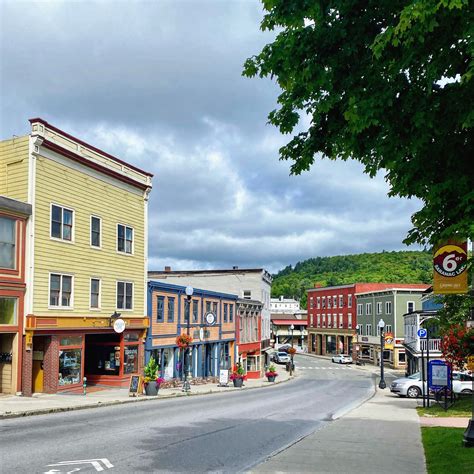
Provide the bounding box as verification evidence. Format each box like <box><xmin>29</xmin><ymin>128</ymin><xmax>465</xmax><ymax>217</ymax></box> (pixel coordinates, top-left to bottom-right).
<box><xmin>280</xmin><ymin>296</ymin><xmax>283</xmax><ymax>301</ymax></box>
<box><xmin>164</xmin><ymin>266</ymin><xmax>171</xmax><ymax>272</ymax></box>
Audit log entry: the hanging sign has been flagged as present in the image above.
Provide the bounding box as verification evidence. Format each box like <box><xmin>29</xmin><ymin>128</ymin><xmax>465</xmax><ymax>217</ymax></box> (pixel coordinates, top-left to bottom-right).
<box><xmin>433</xmin><ymin>241</ymin><xmax>468</xmax><ymax>294</ymax></box>
<box><xmin>384</xmin><ymin>332</ymin><xmax>394</xmax><ymax>350</ymax></box>
<box><xmin>113</xmin><ymin>318</ymin><xmax>126</xmax><ymax>333</ymax></box>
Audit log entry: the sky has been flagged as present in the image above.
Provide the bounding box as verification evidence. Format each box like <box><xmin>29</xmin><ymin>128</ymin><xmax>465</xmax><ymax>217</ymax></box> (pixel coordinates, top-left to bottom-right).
<box><xmin>0</xmin><ymin>0</ymin><xmax>422</xmax><ymax>274</ymax></box>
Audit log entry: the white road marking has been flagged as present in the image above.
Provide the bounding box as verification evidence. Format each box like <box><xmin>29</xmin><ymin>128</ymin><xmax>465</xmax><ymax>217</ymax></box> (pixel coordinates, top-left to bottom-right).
<box><xmin>45</xmin><ymin>459</ymin><xmax>113</xmax><ymax>473</ymax></box>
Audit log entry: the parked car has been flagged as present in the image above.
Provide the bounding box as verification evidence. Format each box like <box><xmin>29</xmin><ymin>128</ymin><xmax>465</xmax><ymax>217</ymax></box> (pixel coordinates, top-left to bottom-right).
<box><xmin>331</xmin><ymin>354</ymin><xmax>353</xmax><ymax>364</ymax></box>
<box><xmin>390</xmin><ymin>371</ymin><xmax>473</xmax><ymax>398</ymax></box>
<box><xmin>274</xmin><ymin>352</ymin><xmax>291</xmax><ymax>364</ymax></box>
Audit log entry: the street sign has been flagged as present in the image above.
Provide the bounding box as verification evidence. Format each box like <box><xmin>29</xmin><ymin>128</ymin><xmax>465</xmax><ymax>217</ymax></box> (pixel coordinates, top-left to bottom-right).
<box><xmin>417</xmin><ymin>328</ymin><xmax>427</xmax><ymax>338</ymax></box>
<box><xmin>433</xmin><ymin>241</ymin><xmax>468</xmax><ymax>294</ymax></box>
<box><xmin>428</xmin><ymin>360</ymin><xmax>451</xmax><ymax>390</ymax></box>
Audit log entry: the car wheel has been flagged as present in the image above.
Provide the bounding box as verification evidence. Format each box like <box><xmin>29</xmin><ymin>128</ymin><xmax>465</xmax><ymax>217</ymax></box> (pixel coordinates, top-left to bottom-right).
<box><xmin>461</xmin><ymin>389</ymin><xmax>473</xmax><ymax>394</ymax></box>
<box><xmin>407</xmin><ymin>386</ymin><xmax>421</xmax><ymax>398</ymax></box>
<box><xmin>339</xmin><ymin>360</ymin><xmax>342</xmax><ymax>364</ymax></box>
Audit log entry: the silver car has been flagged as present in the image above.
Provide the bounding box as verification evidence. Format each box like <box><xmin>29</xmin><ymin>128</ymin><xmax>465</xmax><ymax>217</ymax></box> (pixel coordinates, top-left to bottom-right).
<box><xmin>274</xmin><ymin>352</ymin><xmax>291</xmax><ymax>364</ymax></box>
<box><xmin>331</xmin><ymin>354</ymin><xmax>353</xmax><ymax>364</ymax></box>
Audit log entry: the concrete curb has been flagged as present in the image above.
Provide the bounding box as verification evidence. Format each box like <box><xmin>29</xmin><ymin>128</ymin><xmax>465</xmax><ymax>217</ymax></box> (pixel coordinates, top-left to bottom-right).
<box><xmin>0</xmin><ymin>374</ymin><xmax>296</xmax><ymax>420</ymax></box>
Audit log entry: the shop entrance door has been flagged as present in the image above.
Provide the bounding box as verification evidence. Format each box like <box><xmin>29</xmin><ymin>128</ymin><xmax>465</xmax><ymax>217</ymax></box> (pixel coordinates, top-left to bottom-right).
<box><xmin>0</xmin><ymin>334</ymin><xmax>14</xmax><ymax>394</ymax></box>
<box><xmin>32</xmin><ymin>336</ymin><xmax>46</xmax><ymax>393</ymax></box>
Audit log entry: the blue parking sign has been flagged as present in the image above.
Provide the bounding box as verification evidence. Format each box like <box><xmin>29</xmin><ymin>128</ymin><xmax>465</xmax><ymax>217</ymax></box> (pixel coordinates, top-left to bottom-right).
<box><xmin>417</xmin><ymin>328</ymin><xmax>427</xmax><ymax>338</ymax></box>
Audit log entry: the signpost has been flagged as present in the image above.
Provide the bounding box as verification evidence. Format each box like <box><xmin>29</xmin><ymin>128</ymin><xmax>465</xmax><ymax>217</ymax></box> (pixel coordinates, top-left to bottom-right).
<box><xmin>417</xmin><ymin>328</ymin><xmax>427</xmax><ymax>338</ymax></box>
<box><xmin>428</xmin><ymin>360</ymin><xmax>451</xmax><ymax>391</ymax></box>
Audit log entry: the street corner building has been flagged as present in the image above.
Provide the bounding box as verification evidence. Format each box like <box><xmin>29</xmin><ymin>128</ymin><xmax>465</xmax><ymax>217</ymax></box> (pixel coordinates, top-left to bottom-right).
<box><xmin>146</xmin><ymin>281</ymin><xmax>238</xmax><ymax>381</ymax></box>
<box><xmin>0</xmin><ymin>118</ymin><xmax>153</xmax><ymax>395</ymax></box>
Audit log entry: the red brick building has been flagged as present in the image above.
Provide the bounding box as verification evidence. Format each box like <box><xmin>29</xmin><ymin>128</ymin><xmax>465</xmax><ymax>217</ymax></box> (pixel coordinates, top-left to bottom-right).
<box><xmin>307</xmin><ymin>283</ymin><xmax>407</xmax><ymax>356</ymax></box>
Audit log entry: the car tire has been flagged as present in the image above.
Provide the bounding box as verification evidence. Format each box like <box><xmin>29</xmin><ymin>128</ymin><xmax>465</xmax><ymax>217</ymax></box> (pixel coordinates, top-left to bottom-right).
<box><xmin>461</xmin><ymin>389</ymin><xmax>473</xmax><ymax>394</ymax></box>
<box><xmin>407</xmin><ymin>386</ymin><xmax>421</xmax><ymax>398</ymax></box>
<box><xmin>339</xmin><ymin>360</ymin><xmax>342</xmax><ymax>364</ymax></box>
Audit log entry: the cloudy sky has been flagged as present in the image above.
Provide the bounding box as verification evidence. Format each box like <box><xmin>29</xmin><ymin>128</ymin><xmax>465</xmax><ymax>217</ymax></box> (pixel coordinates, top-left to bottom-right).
<box><xmin>1</xmin><ymin>0</ymin><xmax>422</xmax><ymax>273</ymax></box>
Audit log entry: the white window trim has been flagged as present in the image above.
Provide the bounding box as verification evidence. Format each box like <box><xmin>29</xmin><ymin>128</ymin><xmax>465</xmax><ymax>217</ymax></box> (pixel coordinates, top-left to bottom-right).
<box><xmin>116</xmin><ymin>280</ymin><xmax>134</xmax><ymax>311</ymax></box>
<box><xmin>348</xmin><ymin>313</ymin><xmax>352</xmax><ymax>329</ymax></box>
<box><xmin>50</xmin><ymin>203</ymin><xmax>75</xmax><ymax>244</ymax></box>
<box><xmin>339</xmin><ymin>295</ymin><xmax>343</xmax><ymax>308</ymax></box>
<box><xmin>376</xmin><ymin>302</ymin><xmax>383</xmax><ymax>314</ymax></box>
<box><xmin>366</xmin><ymin>324</ymin><xmax>372</xmax><ymax>336</ymax></box>
<box><xmin>90</xmin><ymin>215</ymin><xmax>102</xmax><ymax>249</ymax></box>
<box><xmin>366</xmin><ymin>303</ymin><xmax>372</xmax><ymax>315</ymax></box>
<box><xmin>357</xmin><ymin>303</ymin><xmax>362</xmax><ymax>316</ymax></box>
<box><xmin>348</xmin><ymin>295</ymin><xmax>352</xmax><ymax>308</ymax></box>
<box><xmin>48</xmin><ymin>272</ymin><xmax>74</xmax><ymax>310</ymax></box>
<box><xmin>116</xmin><ymin>223</ymin><xmax>134</xmax><ymax>256</ymax></box>
<box><xmin>89</xmin><ymin>277</ymin><xmax>101</xmax><ymax>310</ymax></box>
<box><xmin>385</xmin><ymin>301</ymin><xmax>392</xmax><ymax>314</ymax></box>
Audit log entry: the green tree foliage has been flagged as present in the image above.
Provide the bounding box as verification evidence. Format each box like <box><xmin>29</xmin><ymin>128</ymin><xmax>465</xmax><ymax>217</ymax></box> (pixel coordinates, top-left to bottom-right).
<box><xmin>243</xmin><ymin>0</ymin><xmax>474</xmax><ymax>247</ymax></box>
<box><xmin>272</xmin><ymin>250</ymin><xmax>432</xmax><ymax>307</ymax></box>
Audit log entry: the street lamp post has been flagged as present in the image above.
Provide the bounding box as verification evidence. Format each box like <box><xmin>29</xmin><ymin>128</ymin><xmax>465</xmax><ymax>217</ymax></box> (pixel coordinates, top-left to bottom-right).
<box><xmin>378</xmin><ymin>319</ymin><xmax>386</xmax><ymax>389</ymax></box>
<box><xmin>355</xmin><ymin>324</ymin><xmax>361</xmax><ymax>364</ymax></box>
<box><xmin>290</xmin><ymin>323</ymin><xmax>295</xmax><ymax>376</ymax></box>
<box><xmin>182</xmin><ymin>286</ymin><xmax>194</xmax><ymax>392</ymax></box>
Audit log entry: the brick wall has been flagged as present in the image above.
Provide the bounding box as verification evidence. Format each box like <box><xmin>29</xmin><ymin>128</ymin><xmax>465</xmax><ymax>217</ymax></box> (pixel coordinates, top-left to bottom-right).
<box><xmin>43</xmin><ymin>336</ymin><xmax>59</xmax><ymax>394</ymax></box>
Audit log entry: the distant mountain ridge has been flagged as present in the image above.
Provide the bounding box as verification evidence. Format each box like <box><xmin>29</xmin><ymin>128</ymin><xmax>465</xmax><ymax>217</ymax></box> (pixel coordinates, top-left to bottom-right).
<box><xmin>272</xmin><ymin>250</ymin><xmax>432</xmax><ymax>308</ymax></box>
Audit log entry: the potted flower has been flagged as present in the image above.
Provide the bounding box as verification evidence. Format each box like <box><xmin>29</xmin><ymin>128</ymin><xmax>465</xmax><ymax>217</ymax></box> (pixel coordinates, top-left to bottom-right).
<box><xmin>265</xmin><ymin>365</ymin><xmax>278</xmax><ymax>382</ymax></box>
<box><xmin>176</xmin><ymin>333</ymin><xmax>193</xmax><ymax>348</ymax></box>
<box><xmin>230</xmin><ymin>363</ymin><xmax>246</xmax><ymax>388</ymax></box>
<box><xmin>287</xmin><ymin>347</ymin><xmax>297</xmax><ymax>355</ymax></box>
<box><xmin>143</xmin><ymin>356</ymin><xmax>164</xmax><ymax>396</ymax></box>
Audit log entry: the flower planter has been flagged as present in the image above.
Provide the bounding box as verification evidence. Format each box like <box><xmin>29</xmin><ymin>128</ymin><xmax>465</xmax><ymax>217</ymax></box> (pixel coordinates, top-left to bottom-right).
<box><xmin>232</xmin><ymin>378</ymin><xmax>244</xmax><ymax>388</ymax></box>
<box><xmin>267</xmin><ymin>375</ymin><xmax>276</xmax><ymax>382</ymax></box>
<box><xmin>144</xmin><ymin>383</ymin><xmax>159</xmax><ymax>396</ymax></box>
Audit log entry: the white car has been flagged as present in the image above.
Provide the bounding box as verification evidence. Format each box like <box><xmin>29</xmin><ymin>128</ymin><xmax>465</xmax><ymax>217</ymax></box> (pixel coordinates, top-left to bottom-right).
<box><xmin>332</xmin><ymin>354</ymin><xmax>353</xmax><ymax>364</ymax></box>
<box><xmin>274</xmin><ymin>352</ymin><xmax>291</xmax><ymax>364</ymax></box>
<box><xmin>390</xmin><ymin>371</ymin><xmax>473</xmax><ymax>398</ymax></box>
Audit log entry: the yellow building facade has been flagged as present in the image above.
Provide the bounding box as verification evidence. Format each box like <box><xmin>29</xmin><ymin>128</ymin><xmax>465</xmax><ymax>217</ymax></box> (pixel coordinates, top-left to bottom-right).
<box><xmin>0</xmin><ymin>118</ymin><xmax>153</xmax><ymax>394</ymax></box>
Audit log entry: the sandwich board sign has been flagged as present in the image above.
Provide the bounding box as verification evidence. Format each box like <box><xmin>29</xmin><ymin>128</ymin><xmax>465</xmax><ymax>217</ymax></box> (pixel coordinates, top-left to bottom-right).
<box><xmin>219</xmin><ymin>369</ymin><xmax>229</xmax><ymax>387</ymax></box>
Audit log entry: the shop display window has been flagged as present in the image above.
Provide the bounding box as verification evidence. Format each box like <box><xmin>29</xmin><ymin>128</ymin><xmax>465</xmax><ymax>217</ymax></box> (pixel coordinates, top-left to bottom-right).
<box><xmin>124</xmin><ymin>346</ymin><xmax>138</xmax><ymax>374</ymax></box>
<box><xmin>0</xmin><ymin>297</ymin><xmax>17</xmax><ymax>325</ymax></box>
<box><xmin>60</xmin><ymin>336</ymin><xmax>82</xmax><ymax>346</ymax></box>
<box><xmin>59</xmin><ymin>349</ymin><xmax>82</xmax><ymax>386</ymax></box>
<box><xmin>124</xmin><ymin>332</ymin><xmax>139</xmax><ymax>342</ymax></box>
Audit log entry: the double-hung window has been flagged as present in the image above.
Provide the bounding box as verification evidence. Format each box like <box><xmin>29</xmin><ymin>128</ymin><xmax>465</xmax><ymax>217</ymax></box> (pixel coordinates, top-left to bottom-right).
<box><xmin>348</xmin><ymin>294</ymin><xmax>353</xmax><ymax>308</ymax></box>
<box><xmin>90</xmin><ymin>216</ymin><xmax>101</xmax><ymax>248</ymax></box>
<box><xmin>117</xmin><ymin>281</ymin><xmax>133</xmax><ymax>310</ymax></box>
<box><xmin>90</xmin><ymin>278</ymin><xmax>100</xmax><ymax>309</ymax></box>
<box><xmin>385</xmin><ymin>301</ymin><xmax>392</xmax><ymax>314</ymax></box>
<box><xmin>0</xmin><ymin>217</ymin><xmax>16</xmax><ymax>269</ymax></box>
<box><xmin>366</xmin><ymin>303</ymin><xmax>372</xmax><ymax>315</ymax></box>
<box><xmin>50</xmin><ymin>273</ymin><xmax>73</xmax><ymax>307</ymax></box>
<box><xmin>357</xmin><ymin>303</ymin><xmax>362</xmax><ymax>316</ymax></box>
<box><xmin>229</xmin><ymin>304</ymin><xmax>234</xmax><ymax>322</ymax></box>
<box><xmin>407</xmin><ymin>301</ymin><xmax>415</xmax><ymax>313</ymax></box>
<box><xmin>366</xmin><ymin>324</ymin><xmax>372</xmax><ymax>336</ymax></box>
<box><xmin>224</xmin><ymin>303</ymin><xmax>228</xmax><ymax>322</ymax></box>
<box><xmin>117</xmin><ymin>224</ymin><xmax>133</xmax><ymax>254</ymax></box>
<box><xmin>156</xmin><ymin>295</ymin><xmax>165</xmax><ymax>322</ymax></box>
<box><xmin>316</xmin><ymin>297</ymin><xmax>321</xmax><ymax>309</ymax></box>
<box><xmin>167</xmin><ymin>297</ymin><xmax>175</xmax><ymax>322</ymax></box>
<box><xmin>376</xmin><ymin>302</ymin><xmax>383</xmax><ymax>314</ymax></box>
<box><xmin>339</xmin><ymin>295</ymin><xmax>343</xmax><ymax>308</ymax></box>
<box><xmin>192</xmin><ymin>299</ymin><xmax>198</xmax><ymax>322</ymax></box>
<box><xmin>51</xmin><ymin>204</ymin><xmax>73</xmax><ymax>241</ymax></box>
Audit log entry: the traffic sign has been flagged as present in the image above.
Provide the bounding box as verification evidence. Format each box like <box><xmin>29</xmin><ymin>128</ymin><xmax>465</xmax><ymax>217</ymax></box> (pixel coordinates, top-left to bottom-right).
<box><xmin>417</xmin><ymin>328</ymin><xmax>427</xmax><ymax>338</ymax></box>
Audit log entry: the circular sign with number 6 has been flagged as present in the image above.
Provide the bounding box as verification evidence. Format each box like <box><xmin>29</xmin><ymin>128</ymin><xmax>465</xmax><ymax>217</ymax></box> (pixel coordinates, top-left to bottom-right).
<box><xmin>433</xmin><ymin>244</ymin><xmax>467</xmax><ymax>278</ymax></box>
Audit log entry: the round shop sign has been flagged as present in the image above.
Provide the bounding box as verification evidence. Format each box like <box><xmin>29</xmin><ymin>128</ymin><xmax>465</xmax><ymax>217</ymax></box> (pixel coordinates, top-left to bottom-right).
<box><xmin>113</xmin><ymin>318</ymin><xmax>126</xmax><ymax>333</ymax></box>
<box><xmin>205</xmin><ymin>311</ymin><xmax>216</xmax><ymax>326</ymax></box>
<box><xmin>433</xmin><ymin>244</ymin><xmax>467</xmax><ymax>278</ymax></box>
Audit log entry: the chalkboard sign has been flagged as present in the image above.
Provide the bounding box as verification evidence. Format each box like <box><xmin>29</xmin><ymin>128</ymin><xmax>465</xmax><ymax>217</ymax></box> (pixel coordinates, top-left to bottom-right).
<box><xmin>129</xmin><ymin>375</ymin><xmax>141</xmax><ymax>396</ymax></box>
<box><xmin>219</xmin><ymin>369</ymin><xmax>229</xmax><ymax>387</ymax></box>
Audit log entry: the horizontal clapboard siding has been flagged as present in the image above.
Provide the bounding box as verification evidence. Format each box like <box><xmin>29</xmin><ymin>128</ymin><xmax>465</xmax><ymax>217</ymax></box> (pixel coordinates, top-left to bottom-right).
<box><xmin>0</xmin><ymin>136</ymin><xmax>29</xmax><ymax>201</ymax></box>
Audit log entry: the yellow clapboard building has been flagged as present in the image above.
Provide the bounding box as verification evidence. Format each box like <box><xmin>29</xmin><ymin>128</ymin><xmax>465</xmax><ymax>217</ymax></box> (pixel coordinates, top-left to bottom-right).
<box><xmin>0</xmin><ymin>118</ymin><xmax>153</xmax><ymax>394</ymax></box>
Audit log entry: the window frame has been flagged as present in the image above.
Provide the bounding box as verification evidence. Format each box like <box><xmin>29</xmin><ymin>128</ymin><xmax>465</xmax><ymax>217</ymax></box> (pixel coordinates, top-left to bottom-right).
<box><xmin>117</xmin><ymin>223</ymin><xmax>134</xmax><ymax>255</ymax></box>
<box><xmin>50</xmin><ymin>203</ymin><xmax>74</xmax><ymax>243</ymax></box>
<box><xmin>156</xmin><ymin>295</ymin><xmax>165</xmax><ymax>322</ymax></box>
<box><xmin>376</xmin><ymin>302</ymin><xmax>383</xmax><ymax>314</ymax></box>
<box><xmin>167</xmin><ymin>296</ymin><xmax>175</xmax><ymax>322</ymax></box>
<box><xmin>385</xmin><ymin>301</ymin><xmax>392</xmax><ymax>314</ymax></box>
<box><xmin>49</xmin><ymin>272</ymin><xmax>74</xmax><ymax>309</ymax></box>
<box><xmin>0</xmin><ymin>216</ymin><xmax>16</xmax><ymax>270</ymax></box>
<box><xmin>0</xmin><ymin>296</ymin><xmax>18</xmax><ymax>325</ymax></box>
<box><xmin>89</xmin><ymin>277</ymin><xmax>101</xmax><ymax>310</ymax></box>
<box><xmin>90</xmin><ymin>215</ymin><xmax>102</xmax><ymax>249</ymax></box>
<box><xmin>407</xmin><ymin>301</ymin><xmax>415</xmax><ymax>313</ymax></box>
<box><xmin>366</xmin><ymin>302</ymin><xmax>372</xmax><ymax>315</ymax></box>
<box><xmin>116</xmin><ymin>280</ymin><xmax>133</xmax><ymax>311</ymax></box>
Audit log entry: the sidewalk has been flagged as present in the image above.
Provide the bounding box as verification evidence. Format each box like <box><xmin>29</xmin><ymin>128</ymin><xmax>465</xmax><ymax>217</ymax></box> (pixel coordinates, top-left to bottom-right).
<box><xmin>252</xmin><ymin>382</ymin><xmax>426</xmax><ymax>473</ymax></box>
<box><xmin>0</xmin><ymin>367</ymin><xmax>292</xmax><ymax>419</ymax></box>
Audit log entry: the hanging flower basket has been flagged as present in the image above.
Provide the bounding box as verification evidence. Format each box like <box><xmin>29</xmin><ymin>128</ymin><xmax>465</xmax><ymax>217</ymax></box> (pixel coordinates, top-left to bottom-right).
<box><xmin>176</xmin><ymin>334</ymin><xmax>193</xmax><ymax>348</ymax></box>
<box><xmin>287</xmin><ymin>347</ymin><xmax>297</xmax><ymax>355</ymax></box>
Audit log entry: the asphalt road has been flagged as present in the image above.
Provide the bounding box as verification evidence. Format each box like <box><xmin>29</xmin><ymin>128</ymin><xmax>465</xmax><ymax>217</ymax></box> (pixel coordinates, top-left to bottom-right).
<box><xmin>0</xmin><ymin>356</ymin><xmax>374</xmax><ymax>473</ymax></box>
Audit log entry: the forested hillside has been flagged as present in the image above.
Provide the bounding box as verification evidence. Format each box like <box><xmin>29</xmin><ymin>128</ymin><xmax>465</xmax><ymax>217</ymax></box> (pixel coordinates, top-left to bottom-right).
<box><xmin>272</xmin><ymin>251</ymin><xmax>432</xmax><ymax>308</ymax></box>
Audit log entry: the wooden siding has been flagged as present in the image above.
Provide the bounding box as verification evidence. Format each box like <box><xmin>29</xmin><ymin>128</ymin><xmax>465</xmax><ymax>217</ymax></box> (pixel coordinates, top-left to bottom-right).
<box><xmin>32</xmin><ymin>154</ymin><xmax>146</xmax><ymax>317</ymax></box>
<box><xmin>0</xmin><ymin>136</ymin><xmax>29</xmax><ymax>201</ymax></box>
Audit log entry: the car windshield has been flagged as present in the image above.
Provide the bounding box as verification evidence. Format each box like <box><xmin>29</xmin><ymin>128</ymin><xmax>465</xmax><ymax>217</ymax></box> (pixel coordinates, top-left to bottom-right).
<box><xmin>408</xmin><ymin>372</ymin><xmax>420</xmax><ymax>379</ymax></box>
<box><xmin>278</xmin><ymin>352</ymin><xmax>288</xmax><ymax>356</ymax></box>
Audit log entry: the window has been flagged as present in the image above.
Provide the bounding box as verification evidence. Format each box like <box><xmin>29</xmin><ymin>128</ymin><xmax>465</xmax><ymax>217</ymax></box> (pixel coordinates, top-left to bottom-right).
<box><xmin>385</xmin><ymin>324</ymin><xmax>392</xmax><ymax>334</ymax></box>
<box><xmin>328</xmin><ymin>296</ymin><xmax>332</xmax><ymax>309</ymax></box>
<box><xmin>224</xmin><ymin>303</ymin><xmax>228</xmax><ymax>322</ymax></box>
<box><xmin>59</xmin><ymin>349</ymin><xmax>82</xmax><ymax>386</ymax></box>
<box><xmin>348</xmin><ymin>313</ymin><xmax>352</xmax><ymax>329</ymax></box>
<box><xmin>0</xmin><ymin>297</ymin><xmax>17</xmax><ymax>325</ymax></box>
<box><xmin>333</xmin><ymin>296</ymin><xmax>337</xmax><ymax>308</ymax></box>
<box><xmin>322</xmin><ymin>297</ymin><xmax>326</xmax><ymax>309</ymax></box>
<box><xmin>385</xmin><ymin>301</ymin><xmax>392</xmax><ymax>314</ymax></box>
<box><xmin>327</xmin><ymin>314</ymin><xmax>332</xmax><ymax>327</ymax></box>
<box><xmin>212</xmin><ymin>302</ymin><xmax>218</xmax><ymax>319</ymax></box>
<box><xmin>317</xmin><ymin>297</ymin><xmax>321</xmax><ymax>309</ymax></box>
<box><xmin>156</xmin><ymin>296</ymin><xmax>165</xmax><ymax>322</ymax></box>
<box><xmin>317</xmin><ymin>314</ymin><xmax>321</xmax><ymax>327</ymax></box>
<box><xmin>398</xmin><ymin>352</ymin><xmax>406</xmax><ymax>364</ymax></box>
<box><xmin>124</xmin><ymin>346</ymin><xmax>138</xmax><ymax>374</ymax></box>
<box><xmin>322</xmin><ymin>314</ymin><xmax>326</xmax><ymax>327</ymax></box>
<box><xmin>333</xmin><ymin>314</ymin><xmax>337</xmax><ymax>328</ymax></box>
<box><xmin>184</xmin><ymin>298</ymin><xmax>190</xmax><ymax>322</ymax></box>
<box><xmin>51</xmin><ymin>204</ymin><xmax>73</xmax><ymax>241</ymax></box>
<box><xmin>243</xmin><ymin>290</ymin><xmax>251</xmax><ymax>299</ymax></box>
<box><xmin>366</xmin><ymin>324</ymin><xmax>372</xmax><ymax>336</ymax></box>
<box><xmin>50</xmin><ymin>274</ymin><xmax>73</xmax><ymax>307</ymax></box>
<box><xmin>407</xmin><ymin>301</ymin><xmax>415</xmax><ymax>313</ymax></box>
<box><xmin>168</xmin><ymin>297</ymin><xmax>175</xmax><ymax>322</ymax></box>
<box><xmin>230</xmin><ymin>304</ymin><xmax>234</xmax><ymax>322</ymax></box>
<box><xmin>339</xmin><ymin>295</ymin><xmax>343</xmax><ymax>308</ymax></box>
<box><xmin>90</xmin><ymin>216</ymin><xmax>101</xmax><ymax>248</ymax></box>
<box><xmin>90</xmin><ymin>278</ymin><xmax>100</xmax><ymax>309</ymax></box>
<box><xmin>376</xmin><ymin>302</ymin><xmax>383</xmax><ymax>314</ymax></box>
<box><xmin>192</xmin><ymin>299</ymin><xmax>198</xmax><ymax>323</ymax></box>
<box><xmin>310</xmin><ymin>299</ymin><xmax>314</xmax><ymax>309</ymax></box>
<box><xmin>357</xmin><ymin>303</ymin><xmax>362</xmax><ymax>316</ymax></box>
<box><xmin>117</xmin><ymin>281</ymin><xmax>133</xmax><ymax>310</ymax></box>
<box><xmin>339</xmin><ymin>314</ymin><xmax>343</xmax><ymax>328</ymax></box>
<box><xmin>117</xmin><ymin>224</ymin><xmax>133</xmax><ymax>254</ymax></box>
<box><xmin>0</xmin><ymin>217</ymin><xmax>15</xmax><ymax>269</ymax></box>
<box><xmin>366</xmin><ymin>303</ymin><xmax>372</xmax><ymax>315</ymax></box>
<box><xmin>348</xmin><ymin>294</ymin><xmax>353</xmax><ymax>308</ymax></box>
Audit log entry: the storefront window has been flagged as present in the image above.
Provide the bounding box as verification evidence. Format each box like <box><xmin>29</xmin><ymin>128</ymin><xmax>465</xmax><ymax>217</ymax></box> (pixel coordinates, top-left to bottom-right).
<box><xmin>246</xmin><ymin>356</ymin><xmax>259</xmax><ymax>372</ymax></box>
<box><xmin>59</xmin><ymin>349</ymin><xmax>82</xmax><ymax>386</ymax></box>
<box><xmin>60</xmin><ymin>336</ymin><xmax>82</xmax><ymax>346</ymax></box>
<box><xmin>0</xmin><ymin>297</ymin><xmax>17</xmax><ymax>325</ymax></box>
<box><xmin>124</xmin><ymin>346</ymin><xmax>138</xmax><ymax>374</ymax></box>
<box><xmin>124</xmin><ymin>333</ymin><xmax>139</xmax><ymax>342</ymax></box>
